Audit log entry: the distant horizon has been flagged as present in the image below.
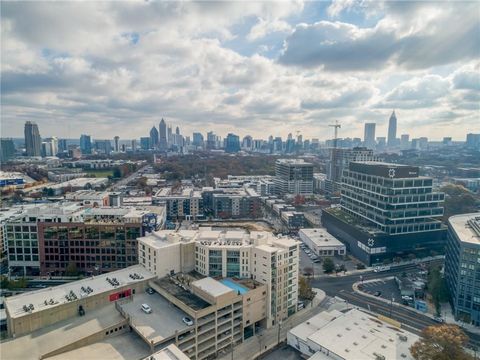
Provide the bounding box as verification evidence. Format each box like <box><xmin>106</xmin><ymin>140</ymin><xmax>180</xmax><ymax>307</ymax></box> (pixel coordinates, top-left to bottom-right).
<box><xmin>2</xmin><ymin>1</ymin><xmax>479</xmax><ymax>140</ymax></box>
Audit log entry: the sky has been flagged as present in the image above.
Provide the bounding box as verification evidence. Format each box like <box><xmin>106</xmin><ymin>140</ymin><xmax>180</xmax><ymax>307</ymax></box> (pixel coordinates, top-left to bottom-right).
<box><xmin>1</xmin><ymin>0</ymin><xmax>479</xmax><ymax>141</ymax></box>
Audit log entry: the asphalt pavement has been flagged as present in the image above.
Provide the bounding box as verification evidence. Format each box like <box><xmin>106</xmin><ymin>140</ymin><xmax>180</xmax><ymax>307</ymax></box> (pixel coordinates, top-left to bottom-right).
<box><xmin>311</xmin><ymin>262</ymin><xmax>480</xmax><ymax>348</ymax></box>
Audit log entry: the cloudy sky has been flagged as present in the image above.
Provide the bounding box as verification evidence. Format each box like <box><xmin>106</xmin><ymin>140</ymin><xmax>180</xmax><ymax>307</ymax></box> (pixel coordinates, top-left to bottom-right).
<box><xmin>1</xmin><ymin>0</ymin><xmax>479</xmax><ymax>141</ymax></box>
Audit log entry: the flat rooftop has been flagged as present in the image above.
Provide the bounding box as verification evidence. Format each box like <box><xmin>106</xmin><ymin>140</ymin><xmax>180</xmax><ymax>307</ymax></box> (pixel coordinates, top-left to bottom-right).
<box><xmin>142</xmin><ymin>344</ymin><xmax>190</xmax><ymax>360</ymax></box>
<box><xmin>5</xmin><ymin>265</ymin><xmax>154</xmax><ymax>319</ymax></box>
<box><xmin>290</xmin><ymin>308</ymin><xmax>418</xmax><ymax>360</ymax></box>
<box><xmin>153</xmin><ymin>277</ymin><xmax>211</xmax><ymax>311</ymax></box>
<box><xmin>299</xmin><ymin>228</ymin><xmax>345</xmax><ymax>247</ymax></box>
<box><xmin>119</xmin><ymin>292</ymin><xmax>189</xmax><ymax>344</ymax></box>
<box><xmin>192</xmin><ymin>277</ymin><xmax>235</xmax><ymax>298</ymax></box>
<box><xmin>449</xmin><ymin>213</ymin><xmax>480</xmax><ymax>245</ymax></box>
<box><xmin>1</xmin><ymin>304</ymin><xmax>123</xmax><ymax>360</ymax></box>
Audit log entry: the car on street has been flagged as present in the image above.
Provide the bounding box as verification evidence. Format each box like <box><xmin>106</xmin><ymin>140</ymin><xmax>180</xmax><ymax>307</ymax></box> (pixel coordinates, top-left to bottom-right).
<box><xmin>433</xmin><ymin>316</ymin><xmax>444</xmax><ymax>323</ymax></box>
<box><xmin>183</xmin><ymin>316</ymin><xmax>194</xmax><ymax>326</ymax></box>
<box><xmin>146</xmin><ymin>287</ymin><xmax>155</xmax><ymax>294</ymax></box>
<box><xmin>141</xmin><ymin>303</ymin><xmax>152</xmax><ymax>314</ymax></box>
<box><xmin>374</xmin><ymin>291</ymin><xmax>382</xmax><ymax>297</ymax></box>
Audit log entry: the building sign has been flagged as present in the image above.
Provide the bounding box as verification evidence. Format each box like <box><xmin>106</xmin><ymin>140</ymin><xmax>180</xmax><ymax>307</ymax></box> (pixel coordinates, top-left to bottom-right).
<box><xmin>109</xmin><ymin>288</ymin><xmax>132</xmax><ymax>301</ymax></box>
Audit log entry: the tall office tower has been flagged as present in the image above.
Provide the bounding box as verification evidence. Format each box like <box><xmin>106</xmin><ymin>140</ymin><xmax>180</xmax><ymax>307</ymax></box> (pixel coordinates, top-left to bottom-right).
<box><xmin>225</xmin><ymin>133</ymin><xmax>240</xmax><ymax>153</ymax></box>
<box><xmin>466</xmin><ymin>133</ymin><xmax>480</xmax><ymax>150</ymax></box>
<box><xmin>80</xmin><ymin>134</ymin><xmax>92</xmax><ymax>155</ymax></box>
<box><xmin>387</xmin><ymin>110</ymin><xmax>397</xmax><ymax>147</ymax></box>
<box><xmin>131</xmin><ymin>139</ymin><xmax>137</xmax><ymax>152</ymax></box>
<box><xmin>400</xmin><ymin>134</ymin><xmax>410</xmax><ymax>149</ymax></box>
<box><xmin>140</xmin><ymin>137</ymin><xmax>150</xmax><ymax>150</ymax></box>
<box><xmin>94</xmin><ymin>140</ymin><xmax>112</xmax><ymax>155</ymax></box>
<box><xmin>114</xmin><ymin>136</ymin><xmax>120</xmax><ymax>152</ymax></box>
<box><xmin>0</xmin><ymin>138</ymin><xmax>16</xmax><ymax>162</ymax></box>
<box><xmin>274</xmin><ymin>159</ymin><xmax>313</xmax><ymax>196</ymax></box>
<box><xmin>443</xmin><ymin>137</ymin><xmax>452</xmax><ymax>146</ymax></box>
<box><xmin>149</xmin><ymin>126</ymin><xmax>159</xmax><ymax>149</ymax></box>
<box><xmin>175</xmin><ymin>126</ymin><xmax>180</xmax><ymax>135</ymax></box>
<box><xmin>58</xmin><ymin>139</ymin><xmax>68</xmax><ymax>153</ymax></box>
<box><xmin>325</xmin><ymin>147</ymin><xmax>378</xmax><ymax>194</ymax></box>
<box><xmin>376</xmin><ymin>137</ymin><xmax>386</xmax><ymax>150</ymax></box>
<box><xmin>363</xmin><ymin>123</ymin><xmax>376</xmax><ymax>149</ymax></box>
<box><xmin>24</xmin><ymin>121</ymin><xmax>42</xmax><ymax>157</ymax></box>
<box><xmin>419</xmin><ymin>137</ymin><xmax>428</xmax><ymax>150</ymax></box>
<box><xmin>159</xmin><ymin>118</ymin><xmax>167</xmax><ymax>150</ymax></box>
<box><xmin>322</xmin><ymin>162</ymin><xmax>446</xmax><ymax>265</ymax></box>
<box><xmin>192</xmin><ymin>132</ymin><xmax>204</xmax><ymax>147</ymax></box>
<box><xmin>242</xmin><ymin>135</ymin><xmax>252</xmax><ymax>150</ymax></box>
<box><xmin>167</xmin><ymin>125</ymin><xmax>173</xmax><ymax>147</ymax></box>
<box><xmin>42</xmin><ymin>137</ymin><xmax>58</xmax><ymax>156</ymax></box>
<box><xmin>273</xmin><ymin>137</ymin><xmax>283</xmax><ymax>153</ymax></box>
<box><xmin>206</xmin><ymin>131</ymin><xmax>216</xmax><ymax>150</ymax></box>
<box><xmin>445</xmin><ymin>213</ymin><xmax>480</xmax><ymax>326</ymax></box>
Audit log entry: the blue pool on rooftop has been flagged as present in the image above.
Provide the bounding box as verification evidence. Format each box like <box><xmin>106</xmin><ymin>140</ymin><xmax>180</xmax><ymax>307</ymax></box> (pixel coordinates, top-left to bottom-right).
<box><xmin>220</xmin><ymin>278</ymin><xmax>248</xmax><ymax>295</ymax></box>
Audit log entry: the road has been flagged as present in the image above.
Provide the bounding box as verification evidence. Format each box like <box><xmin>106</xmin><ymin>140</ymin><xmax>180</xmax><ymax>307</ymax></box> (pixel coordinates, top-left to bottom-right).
<box><xmin>109</xmin><ymin>165</ymin><xmax>149</xmax><ymax>190</ymax></box>
<box><xmin>312</xmin><ymin>262</ymin><xmax>480</xmax><ymax>348</ymax></box>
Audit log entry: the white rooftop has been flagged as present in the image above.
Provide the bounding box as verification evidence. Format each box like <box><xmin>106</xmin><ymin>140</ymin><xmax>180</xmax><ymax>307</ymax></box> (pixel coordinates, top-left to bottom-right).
<box><xmin>5</xmin><ymin>265</ymin><xmax>154</xmax><ymax>319</ymax></box>
<box><xmin>449</xmin><ymin>212</ymin><xmax>480</xmax><ymax>245</ymax></box>
<box><xmin>299</xmin><ymin>228</ymin><xmax>345</xmax><ymax>247</ymax></box>
<box><xmin>192</xmin><ymin>277</ymin><xmax>234</xmax><ymax>298</ymax></box>
<box><xmin>142</xmin><ymin>344</ymin><xmax>190</xmax><ymax>360</ymax></box>
<box><xmin>289</xmin><ymin>309</ymin><xmax>418</xmax><ymax>360</ymax></box>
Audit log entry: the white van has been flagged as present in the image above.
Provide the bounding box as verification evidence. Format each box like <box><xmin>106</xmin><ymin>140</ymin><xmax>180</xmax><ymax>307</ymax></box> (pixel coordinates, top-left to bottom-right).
<box><xmin>141</xmin><ymin>304</ymin><xmax>152</xmax><ymax>314</ymax></box>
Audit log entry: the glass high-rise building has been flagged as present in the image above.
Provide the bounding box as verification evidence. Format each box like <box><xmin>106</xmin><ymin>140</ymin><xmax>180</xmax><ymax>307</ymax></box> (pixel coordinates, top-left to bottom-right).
<box><xmin>322</xmin><ymin>161</ymin><xmax>446</xmax><ymax>265</ymax></box>
<box><xmin>225</xmin><ymin>133</ymin><xmax>240</xmax><ymax>153</ymax></box>
<box><xmin>274</xmin><ymin>159</ymin><xmax>313</xmax><ymax>196</ymax></box>
<box><xmin>150</xmin><ymin>126</ymin><xmax>159</xmax><ymax>149</ymax></box>
<box><xmin>80</xmin><ymin>134</ymin><xmax>92</xmax><ymax>155</ymax></box>
<box><xmin>363</xmin><ymin>123</ymin><xmax>376</xmax><ymax>150</ymax></box>
<box><xmin>24</xmin><ymin>121</ymin><xmax>42</xmax><ymax>156</ymax></box>
<box><xmin>159</xmin><ymin>118</ymin><xmax>167</xmax><ymax>149</ymax></box>
<box><xmin>1</xmin><ymin>138</ymin><xmax>16</xmax><ymax>162</ymax></box>
<box><xmin>445</xmin><ymin>213</ymin><xmax>480</xmax><ymax>326</ymax></box>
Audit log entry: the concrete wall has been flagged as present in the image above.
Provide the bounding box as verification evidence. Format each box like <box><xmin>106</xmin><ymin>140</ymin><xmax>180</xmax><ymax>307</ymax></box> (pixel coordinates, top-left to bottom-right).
<box><xmin>8</xmin><ymin>280</ymin><xmax>149</xmax><ymax>337</ymax></box>
<box><xmin>242</xmin><ymin>284</ymin><xmax>267</xmax><ymax>327</ymax></box>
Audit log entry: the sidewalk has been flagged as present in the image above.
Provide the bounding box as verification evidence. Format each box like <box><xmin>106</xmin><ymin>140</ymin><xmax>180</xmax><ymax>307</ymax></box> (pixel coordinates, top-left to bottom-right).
<box><xmin>218</xmin><ymin>289</ymin><xmax>326</xmax><ymax>360</ymax></box>
<box><xmin>314</xmin><ymin>255</ymin><xmax>445</xmax><ymax>279</ymax></box>
<box><xmin>353</xmin><ymin>279</ymin><xmax>480</xmax><ymax>335</ymax></box>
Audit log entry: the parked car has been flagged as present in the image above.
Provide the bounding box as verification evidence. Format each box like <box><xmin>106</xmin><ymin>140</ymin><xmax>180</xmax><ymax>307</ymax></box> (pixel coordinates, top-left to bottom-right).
<box><xmin>141</xmin><ymin>304</ymin><xmax>152</xmax><ymax>314</ymax></box>
<box><xmin>433</xmin><ymin>316</ymin><xmax>444</xmax><ymax>323</ymax></box>
<box><xmin>146</xmin><ymin>287</ymin><xmax>155</xmax><ymax>294</ymax></box>
<box><xmin>182</xmin><ymin>316</ymin><xmax>194</xmax><ymax>326</ymax></box>
<box><xmin>298</xmin><ymin>301</ymin><xmax>304</xmax><ymax>310</ymax></box>
<box><xmin>374</xmin><ymin>291</ymin><xmax>382</xmax><ymax>297</ymax></box>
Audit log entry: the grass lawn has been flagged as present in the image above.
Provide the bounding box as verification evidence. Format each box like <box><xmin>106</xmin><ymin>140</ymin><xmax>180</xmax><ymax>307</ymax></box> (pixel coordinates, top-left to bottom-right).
<box><xmin>85</xmin><ymin>169</ymin><xmax>114</xmax><ymax>178</ymax></box>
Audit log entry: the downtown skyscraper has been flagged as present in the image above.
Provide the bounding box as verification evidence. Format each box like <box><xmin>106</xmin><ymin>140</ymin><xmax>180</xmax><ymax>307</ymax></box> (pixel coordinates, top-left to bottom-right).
<box><xmin>363</xmin><ymin>123</ymin><xmax>376</xmax><ymax>150</ymax></box>
<box><xmin>24</xmin><ymin>121</ymin><xmax>42</xmax><ymax>156</ymax></box>
<box><xmin>159</xmin><ymin>118</ymin><xmax>167</xmax><ymax>150</ymax></box>
<box><xmin>387</xmin><ymin>110</ymin><xmax>397</xmax><ymax>147</ymax></box>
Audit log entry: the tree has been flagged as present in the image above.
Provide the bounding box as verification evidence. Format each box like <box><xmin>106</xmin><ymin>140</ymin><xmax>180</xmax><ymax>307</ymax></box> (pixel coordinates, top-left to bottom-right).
<box><xmin>440</xmin><ymin>184</ymin><xmax>479</xmax><ymax>221</ymax></box>
<box><xmin>298</xmin><ymin>276</ymin><xmax>314</xmax><ymax>300</ymax></box>
<box><xmin>303</xmin><ymin>267</ymin><xmax>313</xmax><ymax>277</ymax></box>
<box><xmin>410</xmin><ymin>324</ymin><xmax>473</xmax><ymax>360</ymax></box>
<box><xmin>65</xmin><ymin>262</ymin><xmax>79</xmax><ymax>276</ymax></box>
<box><xmin>113</xmin><ymin>167</ymin><xmax>122</xmax><ymax>178</ymax></box>
<box><xmin>428</xmin><ymin>266</ymin><xmax>449</xmax><ymax>315</ymax></box>
<box><xmin>323</xmin><ymin>257</ymin><xmax>335</xmax><ymax>274</ymax></box>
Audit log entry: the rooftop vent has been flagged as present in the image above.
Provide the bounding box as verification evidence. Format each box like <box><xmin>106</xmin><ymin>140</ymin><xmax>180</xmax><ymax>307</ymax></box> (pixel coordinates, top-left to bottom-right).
<box><xmin>398</xmin><ymin>335</ymin><xmax>408</xmax><ymax>342</ymax></box>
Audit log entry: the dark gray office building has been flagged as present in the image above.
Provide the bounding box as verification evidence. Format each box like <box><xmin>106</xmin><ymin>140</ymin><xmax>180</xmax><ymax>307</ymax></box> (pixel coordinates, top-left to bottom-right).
<box><xmin>24</xmin><ymin>121</ymin><xmax>42</xmax><ymax>157</ymax></box>
<box><xmin>322</xmin><ymin>161</ymin><xmax>446</xmax><ymax>265</ymax></box>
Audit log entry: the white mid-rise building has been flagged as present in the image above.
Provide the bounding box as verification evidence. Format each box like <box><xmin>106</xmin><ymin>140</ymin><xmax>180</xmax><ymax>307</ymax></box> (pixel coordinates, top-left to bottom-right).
<box><xmin>138</xmin><ymin>228</ymin><xmax>299</xmax><ymax>327</ymax></box>
<box><xmin>299</xmin><ymin>228</ymin><xmax>346</xmax><ymax>257</ymax></box>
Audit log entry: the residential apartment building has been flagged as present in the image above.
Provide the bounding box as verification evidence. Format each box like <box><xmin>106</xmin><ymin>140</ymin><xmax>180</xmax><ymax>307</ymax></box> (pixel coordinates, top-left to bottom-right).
<box><xmin>274</xmin><ymin>159</ymin><xmax>313</xmax><ymax>196</ymax></box>
<box><xmin>138</xmin><ymin>228</ymin><xmax>299</xmax><ymax>327</ymax></box>
<box><xmin>153</xmin><ymin>187</ymin><xmax>204</xmax><ymax>221</ymax></box>
<box><xmin>445</xmin><ymin>213</ymin><xmax>480</xmax><ymax>326</ymax></box>
<box><xmin>202</xmin><ymin>187</ymin><xmax>261</xmax><ymax>219</ymax></box>
<box><xmin>322</xmin><ymin>162</ymin><xmax>446</xmax><ymax>265</ymax></box>
<box><xmin>5</xmin><ymin>203</ymin><xmax>162</xmax><ymax>276</ymax></box>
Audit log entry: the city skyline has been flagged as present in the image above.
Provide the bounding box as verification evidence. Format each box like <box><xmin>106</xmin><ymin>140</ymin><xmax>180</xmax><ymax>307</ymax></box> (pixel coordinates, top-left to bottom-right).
<box><xmin>2</xmin><ymin>1</ymin><xmax>479</xmax><ymax>140</ymax></box>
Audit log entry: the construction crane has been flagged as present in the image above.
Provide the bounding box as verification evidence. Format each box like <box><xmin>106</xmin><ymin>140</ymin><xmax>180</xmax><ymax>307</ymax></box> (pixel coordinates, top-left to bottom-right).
<box><xmin>329</xmin><ymin>120</ymin><xmax>341</xmax><ymax>149</ymax></box>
